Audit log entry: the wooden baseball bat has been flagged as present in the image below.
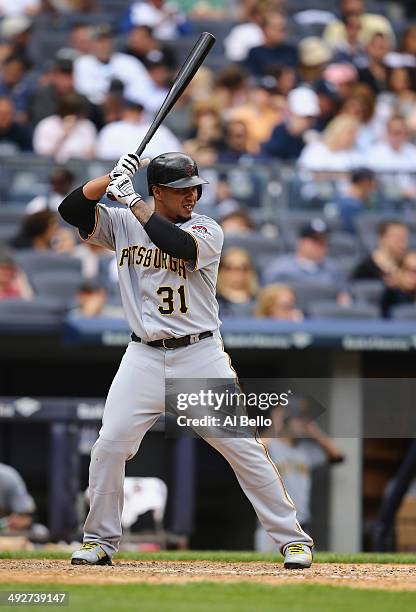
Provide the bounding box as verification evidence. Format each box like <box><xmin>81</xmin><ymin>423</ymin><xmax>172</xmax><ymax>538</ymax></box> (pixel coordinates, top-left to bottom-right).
<box><xmin>135</xmin><ymin>32</ymin><xmax>216</xmax><ymax>156</ymax></box>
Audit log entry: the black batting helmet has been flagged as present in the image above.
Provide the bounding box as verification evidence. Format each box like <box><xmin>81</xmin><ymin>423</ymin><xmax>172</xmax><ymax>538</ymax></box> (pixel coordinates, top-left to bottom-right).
<box><xmin>147</xmin><ymin>152</ymin><xmax>208</xmax><ymax>200</ymax></box>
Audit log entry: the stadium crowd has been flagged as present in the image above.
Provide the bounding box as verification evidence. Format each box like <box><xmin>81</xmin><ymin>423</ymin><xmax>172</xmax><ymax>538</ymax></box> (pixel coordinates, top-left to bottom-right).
<box><xmin>0</xmin><ymin>0</ymin><xmax>416</xmax><ymax>322</ymax></box>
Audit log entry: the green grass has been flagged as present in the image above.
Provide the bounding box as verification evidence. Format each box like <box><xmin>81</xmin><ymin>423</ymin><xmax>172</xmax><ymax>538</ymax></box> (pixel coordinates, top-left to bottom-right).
<box><xmin>0</xmin><ymin>583</ymin><xmax>415</xmax><ymax>612</ymax></box>
<box><xmin>1</xmin><ymin>550</ymin><xmax>416</xmax><ymax>564</ymax></box>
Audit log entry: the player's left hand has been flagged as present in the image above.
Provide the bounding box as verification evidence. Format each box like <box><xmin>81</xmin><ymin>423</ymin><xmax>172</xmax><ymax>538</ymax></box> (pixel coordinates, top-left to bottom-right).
<box><xmin>106</xmin><ymin>174</ymin><xmax>143</xmax><ymax>208</ymax></box>
<box><xmin>109</xmin><ymin>154</ymin><xmax>150</xmax><ymax>180</ymax></box>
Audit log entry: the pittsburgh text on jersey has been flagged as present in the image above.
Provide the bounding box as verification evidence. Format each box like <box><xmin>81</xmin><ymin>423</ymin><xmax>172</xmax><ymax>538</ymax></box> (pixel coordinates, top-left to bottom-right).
<box><xmin>118</xmin><ymin>245</ymin><xmax>187</xmax><ymax>279</ymax></box>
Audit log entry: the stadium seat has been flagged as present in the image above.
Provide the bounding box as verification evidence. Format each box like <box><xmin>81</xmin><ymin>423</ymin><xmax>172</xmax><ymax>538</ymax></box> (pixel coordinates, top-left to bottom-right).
<box><xmin>289</xmin><ymin>282</ymin><xmax>339</xmax><ymax>311</ymax></box>
<box><xmin>334</xmin><ymin>255</ymin><xmax>361</xmax><ymax>279</ymax></box>
<box><xmin>15</xmin><ymin>251</ymin><xmax>82</xmax><ymax>278</ymax></box>
<box><xmin>30</xmin><ymin>271</ymin><xmax>83</xmax><ymax>304</ymax></box>
<box><xmin>328</xmin><ymin>232</ymin><xmax>361</xmax><ymax>258</ymax></box>
<box><xmin>277</xmin><ymin>211</ymin><xmax>340</xmax><ymax>250</ymax></box>
<box><xmin>0</xmin><ymin>224</ymin><xmax>19</xmax><ymax>243</ymax></box>
<box><xmin>0</xmin><ymin>206</ymin><xmax>26</xmax><ymax>225</ymax></box>
<box><xmin>223</xmin><ymin>232</ymin><xmax>282</xmax><ymax>261</ymax></box>
<box><xmin>350</xmin><ymin>280</ymin><xmax>385</xmax><ymax>305</ymax></box>
<box><xmin>391</xmin><ymin>304</ymin><xmax>416</xmax><ymax>320</ymax></box>
<box><xmin>308</xmin><ymin>300</ymin><xmax>379</xmax><ymax>319</ymax></box>
<box><xmin>0</xmin><ymin>296</ymin><xmax>66</xmax><ymax>326</ymax></box>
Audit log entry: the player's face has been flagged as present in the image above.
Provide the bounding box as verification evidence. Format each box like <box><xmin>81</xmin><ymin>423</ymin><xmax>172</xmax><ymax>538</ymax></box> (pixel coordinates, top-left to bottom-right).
<box><xmin>156</xmin><ymin>185</ymin><xmax>199</xmax><ymax>222</ymax></box>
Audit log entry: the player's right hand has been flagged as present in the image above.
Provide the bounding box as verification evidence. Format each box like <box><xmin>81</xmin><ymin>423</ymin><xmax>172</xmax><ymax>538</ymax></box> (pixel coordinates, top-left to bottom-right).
<box><xmin>109</xmin><ymin>154</ymin><xmax>150</xmax><ymax>180</ymax></box>
<box><xmin>106</xmin><ymin>174</ymin><xmax>143</xmax><ymax>208</ymax></box>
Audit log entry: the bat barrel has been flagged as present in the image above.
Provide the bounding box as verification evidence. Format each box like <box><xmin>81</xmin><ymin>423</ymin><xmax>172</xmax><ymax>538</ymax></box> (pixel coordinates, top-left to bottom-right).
<box><xmin>135</xmin><ymin>32</ymin><xmax>216</xmax><ymax>158</ymax></box>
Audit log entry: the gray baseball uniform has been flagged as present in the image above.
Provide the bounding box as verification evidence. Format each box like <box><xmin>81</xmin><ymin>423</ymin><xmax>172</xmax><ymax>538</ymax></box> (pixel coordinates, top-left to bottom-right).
<box><xmin>82</xmin><ymin>202</ymin><xmax>313</xmax><ymax>555</ymax></box>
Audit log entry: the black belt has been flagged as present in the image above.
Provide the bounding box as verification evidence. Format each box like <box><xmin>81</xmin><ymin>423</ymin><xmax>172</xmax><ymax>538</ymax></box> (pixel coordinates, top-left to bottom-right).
<box><xmin>131</xmin><ymin>330</ymin><xmax>213</xmax><ymax>349</ymax></box>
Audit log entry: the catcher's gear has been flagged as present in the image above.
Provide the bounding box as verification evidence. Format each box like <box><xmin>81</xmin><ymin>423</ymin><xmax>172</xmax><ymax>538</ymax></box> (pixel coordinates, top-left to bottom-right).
<box><xmin>147</xmin><ymin>152</ymin><xmax>208</xmax><ymax>200</ymax></box>
<box><xmin>106</xmin><ymin>175</ymin><xmax>143</xmax><ymax>209</ymax></box>
<box><xmin>109</xmin><ymin>154</ymin><xmax>150</xmax><ymax>180</ymax></box>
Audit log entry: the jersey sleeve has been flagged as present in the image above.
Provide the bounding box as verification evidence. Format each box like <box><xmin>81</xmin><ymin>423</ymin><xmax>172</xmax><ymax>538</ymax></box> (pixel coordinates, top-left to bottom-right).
<box><xmin>183</xmin><ymin>218</ymin><xmax>224</xmax><ymax>272</ymax></box>
<box><xmin>83</xmin><ymin>203</ymin><xmax>119</xmax><ymax>251</ymax></box>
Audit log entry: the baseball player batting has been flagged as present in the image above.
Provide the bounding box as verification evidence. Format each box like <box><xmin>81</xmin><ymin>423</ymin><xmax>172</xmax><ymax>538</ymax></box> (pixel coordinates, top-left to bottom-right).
<box><xmin>58</xmin><ymin>152</ymin><xmax>313</xmax><ymax>569</ymax></box>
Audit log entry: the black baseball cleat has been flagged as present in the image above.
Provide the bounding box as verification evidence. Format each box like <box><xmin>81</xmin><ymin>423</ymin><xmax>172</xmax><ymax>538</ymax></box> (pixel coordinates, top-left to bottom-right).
<box><xmin>71</xmin><ymin>543</ymin><xmax>113</xmax><ymax>565</ymax></box>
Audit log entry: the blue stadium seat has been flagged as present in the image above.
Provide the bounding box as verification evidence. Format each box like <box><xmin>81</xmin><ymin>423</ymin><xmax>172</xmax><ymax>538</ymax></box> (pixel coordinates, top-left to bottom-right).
<box><xmin>328</xmin><ymin>232</ymin><xmax>361</xmax><ymax>258</ymax></box>
<box><xmin>289</xmin><ymin>282</ymin><xmax>339</xmax><ymax>311</ymax></box>
<box><xmin>0</xmin><ymin>296</ymin><xmax>65</xmax><ymax>326</ymax></box>
<box><xmin>15</xmin><ymin>251</ymin><xmax>82</xmax><ymax>278</ymax></box>
<box><xmin>350</xmin><ymin>279</ymin><xmax>385</xmax><ymax>305</ymax></box>
<box><xmin>30</xmin><ymin>271</ymin><xmax>84</xmax><ymax>304</ymax></box>
<box><xmin>391</xmin><ymin>304</ymin><xmax>416</xmax><ymax>320</ymax></box>
<box><xmin>308</xmin><ymin>300</ymin><xmax>379</xmax><ymax>319</ymax></box>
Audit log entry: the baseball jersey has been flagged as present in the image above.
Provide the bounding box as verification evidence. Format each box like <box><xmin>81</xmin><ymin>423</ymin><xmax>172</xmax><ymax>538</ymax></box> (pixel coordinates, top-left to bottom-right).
<box><xmin>85</xmin><ymin>204</ymin><xmax>223</xmax><ymax>341</ymax></box>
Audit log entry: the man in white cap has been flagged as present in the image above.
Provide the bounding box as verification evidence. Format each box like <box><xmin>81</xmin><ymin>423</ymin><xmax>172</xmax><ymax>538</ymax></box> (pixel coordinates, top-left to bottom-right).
<box><xmin>261</xmin><ymin>87</ymin><xmax>320</xmax><ymax>160</ymax></box>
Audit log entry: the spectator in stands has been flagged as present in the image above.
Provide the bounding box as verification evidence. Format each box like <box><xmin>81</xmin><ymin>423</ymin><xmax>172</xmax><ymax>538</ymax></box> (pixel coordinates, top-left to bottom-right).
<box><xmin>26</xmin><ymin>167</ymin><xmax>74</xmax><ymax>214</ymax></box>
<box><xmin>335</xmin><ymin>167</ymin><xmax>377</xmax><ymax>233</ymax></box>
<box><xmin>223</xmin><ymin>1</ymin><xmax>266</xmax><ymax>62</ymax></box>
<box><xmin>0</xmin><ymin>247</ymin><xmax>33</xmax><ymax>300</ymax></box>
<box><xmin>375</xmin><ymin>67</ymin><xmax>416</xmax><ymax>130</ymax></box>
<box><xmin>216</xmin><ymin>247</ymin><xmax>258</xmax><ymax>317</ymax></box>
<box><xmin>0</xmin><ymin>14</ymin><xmax>33</xmax><ymax>65</ymax></box>
<box><xmin>298</xmin><ymin>114</ymin><xmax>363</xmax><ymax>172</ymax></box>
<box><xmin>244</xmin><ymin>12</ymin><xmax>298</xmax><ymax>76</ymax></box>
<box><xmin>255</xmin><ymin>400</ymin><xmax>344</xmax><ymax>549</ymax></box>
<box><xmin>263</xmin><ymin>220</ymin><xmax>350</xmax><ymax>303</ymax></box>
<box><xmin>0</xmin><ymin>1</ymin><xmax>40</xmax><ymax>17</ymax></box>
<box><xmin>218</xmin><ymin>204</ymin><xmax>255</xmax><ymax>235</ymax></box>
<box><xmin>96</xmin><ymin>98</ymin><xmax>180</xmax><ymax>160</ymax></box>
<box><xmin>256</xmin><ymin>284</ymin><xmax>303</xmax><ymax>321</ymax></box>
<box><xmin>73</xmin><ymin>24</ymin><xmax>153</xmax><ymax>108</ymax></box>
<box><xmin>297</xmin><ymin>37</ymin><xmax>332</xmax><ymax>86</ymax></box>
<box><xmin>313</xmin><ymin>80</ymin><xmax>341</xmax><ymax>132</ymax></box>
<box><xmin>175</xmin><ymin>0</ymin><xmax>228</xmax><ymax>20</ymax></box>
<box><xmin>213</xmin><ymin>65</ymin><xmax>250</xmax><ymax>112</ymax></box>
<box><xmin>69</xmin><ymin>22</ymin><xmax>94</xmax><ymax>57</ymax></box>
<box><xmin>33</xmin><ymin>92</ymin><xmax>97</xmax><ymax>162</ymax></box>
<box><xmin>357</xmin><ymin>33</ymin><xmax>391</xmax><ymax>95</ymax></box>
<box><xmin>261</xmin><ymin>87</ymin><xmax>320</xmax><ymax>161</ymax></box>
<box><xmin>72</xmin><ymin>241</ymin><xmax>113</xmax><ymax>279</ymax></box>
<box><xmin>11</xmin><ymin>210</ymin><xmax>60</xmax><ymax>251</ymax></box>
<box><xmin>29</xmin><ymin>57</ymin><xmax>84</xmax><ymax>125</ymax></box>
<box><xmin>331</xmin><ymin>11</ymin><xmax>367</xmax><ymax>66</ymax></box>
<box><xmin>181</xmin><ymin>99</ymin><xmax>222</xmax><ymax>158</ymax></box>
<box><xmin>353</xmin><ymin>219</ymin><xmax>409</xmax><ymax>284</ymax></box>
<box><xmin>0</xmin><ymin>53</ymin><xmax>32</xmax><ymax>122</ymax></box>
<box><xmin>228</xmin><ymin>77</ymin><xmax>283</xmax><ymax>154</ymax></box>
<box><xmin>385</xmin><ymin>24</ymin><xmax>416</xmax><ymax>69</ymax></box>
<box><xmin>121</xmin><ymin>0</ymin><xmax>186</xmax><ymax>41</ymax></box>
<box><xmin>0</xmin><ymin>462</ymin><xmax>36</xmax><ymax>535</ymax></box>
<box><xmin>71</xmin><ymin>281</ymin><xmax>123</xmax><ymax>318</ymax></box>
<box><xmin>123</xmin><ymin>25</ymin><xmax>175</xmax><ymax>70</ymax></box>
<box><xmin>368</xmin><ymin>115</ymin><xmax>416</xmax><ymax>173</ymax></box>
<box><xmin>217</xmin><ymin>120</ymin><xmax>251</xmax><ymax>163</ymax></box>
<box><xmin>381</xmin><ymin>251</ymin><xmax>416</xmax><ymax>317</ymax></box>
<box><xmin>341</xmin><ymin>83</ymin><xmax>377</xmax><ymax>151</ymax></box>
<box><xmin>322</xmin><ymin>62</ymin><xmax>358</xmax><ymax>102</ymax></box>
<box><xmin>164</xmin><ymin>66</ymin><xmax>215</xmax><ymax>140</ymax></box>
<box><xmin>323</xmin><ymin>0</ymin><xmax>394</xmax><ymax>49</ymax></box>
<box><xmin>0</xmin><ymin>95</ymin><xmax>32</xmax><ymax>152</ymax></box>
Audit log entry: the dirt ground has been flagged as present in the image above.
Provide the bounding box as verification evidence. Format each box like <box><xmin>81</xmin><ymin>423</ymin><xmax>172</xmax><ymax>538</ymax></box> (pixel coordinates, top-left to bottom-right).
<box><xmin>0</xmin><ymin>560</ymin><xmax>415</xmax><ymax>591</ymax></box>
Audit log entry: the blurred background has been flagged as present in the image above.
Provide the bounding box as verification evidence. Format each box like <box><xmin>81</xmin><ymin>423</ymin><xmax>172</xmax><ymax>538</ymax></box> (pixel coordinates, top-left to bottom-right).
<box><xmin>0</xmin><ymin>0</ymin><xmax>416</xmax><ymax>555</ymax></box>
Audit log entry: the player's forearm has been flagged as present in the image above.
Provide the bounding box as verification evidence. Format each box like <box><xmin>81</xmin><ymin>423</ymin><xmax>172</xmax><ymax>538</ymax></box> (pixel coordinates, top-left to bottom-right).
<box><xmin>129</xmin><ymin>199</ymin><xmax>155</xmax><ymax>226</ymax></box>
<box><xmin>83</xmin><ymin>175</ymin><xmax>111</xmax><ymax>200</ymax></box>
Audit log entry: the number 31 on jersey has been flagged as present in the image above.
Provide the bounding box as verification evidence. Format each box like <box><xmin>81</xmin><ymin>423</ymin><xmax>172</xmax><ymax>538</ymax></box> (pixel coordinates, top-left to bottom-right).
<box><xmin>157</xmin><ymin>285</ymin><xmax>188</xmax><ymax>315</ymax></box>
